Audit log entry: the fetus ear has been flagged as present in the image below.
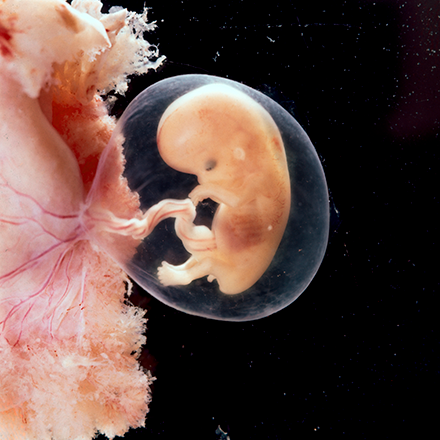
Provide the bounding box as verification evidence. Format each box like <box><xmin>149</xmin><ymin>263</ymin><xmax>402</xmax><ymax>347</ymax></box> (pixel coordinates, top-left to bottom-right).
<box><xmin>233</xmin><ymin>147</ymin><xmax>246</xmax><ymax>160</ymax></box>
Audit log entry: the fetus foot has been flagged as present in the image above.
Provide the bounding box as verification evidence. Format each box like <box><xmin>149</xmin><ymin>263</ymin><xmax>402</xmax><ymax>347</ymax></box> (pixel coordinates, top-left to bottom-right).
<box><xmin>157</xmin><ymin>256</ymin><xmax>215</xmax><ymax>287</ymax></box>
<box><xmin>158</xmin><ymin>261</ymin><xmax>193</xmax><ymax>286</ymax></box>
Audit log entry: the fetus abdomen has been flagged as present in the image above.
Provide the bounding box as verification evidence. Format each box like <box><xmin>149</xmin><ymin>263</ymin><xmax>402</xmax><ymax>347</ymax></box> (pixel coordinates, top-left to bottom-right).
<box><xmin>219</xmin><ymin>210</ymin><xmax>265</xmax><ymax>251</ymax></box>
<box><xmin>213</xmin><ymin>179</ymin><xmax>290</xmax><ymax>294</ymax></box>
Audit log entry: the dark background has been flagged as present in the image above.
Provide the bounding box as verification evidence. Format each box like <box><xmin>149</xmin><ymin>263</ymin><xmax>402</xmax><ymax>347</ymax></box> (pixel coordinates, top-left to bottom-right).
<box><xmin>99</xmin><ymin>1</ymin><xmax>438</xmax><ymax>438</ymax></box>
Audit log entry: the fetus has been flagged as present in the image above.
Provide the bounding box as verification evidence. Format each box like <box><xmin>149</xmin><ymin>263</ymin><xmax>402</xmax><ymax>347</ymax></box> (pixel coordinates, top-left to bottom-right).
<box><xmin>156</xmin><ymin>84</ymin><xmax>291</xmax><ymax>294</ymax></box>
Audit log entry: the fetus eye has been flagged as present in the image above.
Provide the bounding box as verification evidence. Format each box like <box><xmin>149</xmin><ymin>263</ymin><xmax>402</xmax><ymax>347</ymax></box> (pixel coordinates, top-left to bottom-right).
<box><xmin>205</xmin><ymin>159</ymin><xmax>216</xmax><ymax>171</ymax></box>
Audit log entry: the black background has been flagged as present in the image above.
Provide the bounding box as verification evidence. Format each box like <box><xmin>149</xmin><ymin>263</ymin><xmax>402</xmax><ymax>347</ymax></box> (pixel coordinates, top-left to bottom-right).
<box><xmin>98</xmin><ymin>1</ymin><xmax>438</xmax><ymax>439</ymax></box>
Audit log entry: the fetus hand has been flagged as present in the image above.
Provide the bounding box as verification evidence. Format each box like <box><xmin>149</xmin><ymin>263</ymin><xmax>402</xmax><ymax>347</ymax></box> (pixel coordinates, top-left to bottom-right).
<box><xmin>188</xmin><ymin>185</ymin><xmax>207</xmax><ymax>206</ymax></box>
<box><xmin>189</xmin><ymin>184</ymin><xmax>242</xmax><ymax>208</ymax></box>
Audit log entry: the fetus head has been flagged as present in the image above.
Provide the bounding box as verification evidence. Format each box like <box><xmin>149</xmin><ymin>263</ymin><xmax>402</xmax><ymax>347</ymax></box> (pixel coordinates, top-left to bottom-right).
<box><xmin>157</xmin><ymin>84</ymin><xmax>284</xmax><ymax>186</ymax></box>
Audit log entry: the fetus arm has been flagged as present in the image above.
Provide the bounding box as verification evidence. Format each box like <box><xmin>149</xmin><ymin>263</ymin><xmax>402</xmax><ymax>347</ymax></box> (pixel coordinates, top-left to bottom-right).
<box><xmin>189</xmin><ymin>179</ymin><xmax>256</xmax><ymax>208</ymax></box>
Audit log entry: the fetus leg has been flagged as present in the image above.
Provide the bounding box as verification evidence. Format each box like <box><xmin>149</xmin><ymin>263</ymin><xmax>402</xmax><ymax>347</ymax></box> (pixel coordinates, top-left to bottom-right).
<box><xmin>158</xmin><ymin>256</ymin><xmax>216</xmax><ymax>286</ymax></box>
<box><xmin>159</xmin><ymin>258</ymin><xmax>198</xmax><ymax>272</ymax></box>
<box><xmin>173</xmin><ymin>210</ymin><xmax>216</xmax><ymax>253</ymax></box>
<box><xmin>87</xmin><ymin>197</ymin><xmax>219</xmax><ymax>287</ymax></box>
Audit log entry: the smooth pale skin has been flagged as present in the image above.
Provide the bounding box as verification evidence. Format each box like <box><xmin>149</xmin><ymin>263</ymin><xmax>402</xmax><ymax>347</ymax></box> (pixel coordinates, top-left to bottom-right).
<box><xmin>156</xmin><ymin>84</ymin><xmax>291</xmax><ymax>294</ymax></box>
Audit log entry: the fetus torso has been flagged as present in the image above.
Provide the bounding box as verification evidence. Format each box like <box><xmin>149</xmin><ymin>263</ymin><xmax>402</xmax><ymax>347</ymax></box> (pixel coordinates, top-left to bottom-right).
<box><xmin>157</xmin><ymin>84</ymin><xmax>291</xmax><ymax>294</ymax></box>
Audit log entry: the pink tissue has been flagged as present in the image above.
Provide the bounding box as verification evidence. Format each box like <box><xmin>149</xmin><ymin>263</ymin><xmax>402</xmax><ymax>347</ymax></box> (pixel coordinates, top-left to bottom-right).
<box><xmin>0</xmin><ymin>1</ymin><xmax>163</xmax><ymax>438</ymax></box>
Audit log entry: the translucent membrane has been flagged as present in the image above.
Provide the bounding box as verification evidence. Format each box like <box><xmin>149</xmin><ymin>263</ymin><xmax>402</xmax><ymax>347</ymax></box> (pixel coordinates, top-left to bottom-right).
<box><xmin>107</xmin><ymin>74</ymin><xmax>329</xmax><ymax>321</ymax></box>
